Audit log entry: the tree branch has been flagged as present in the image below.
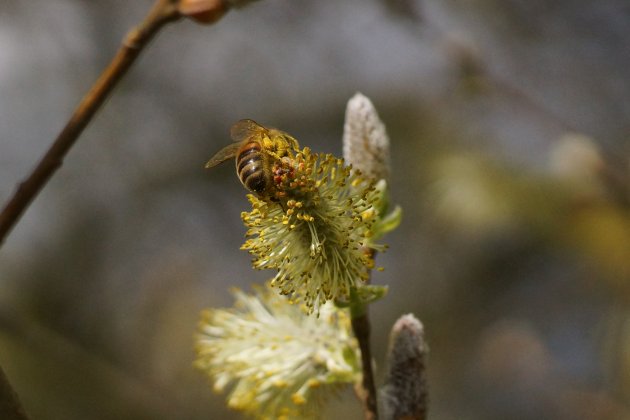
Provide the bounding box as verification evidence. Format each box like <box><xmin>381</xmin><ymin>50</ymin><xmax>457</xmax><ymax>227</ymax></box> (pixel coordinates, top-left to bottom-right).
<box><xmin>0</xmin><ymin>367</ymin><xmax>28</xmax><ymax>420</ymax></box>
<box><xmin>0</xmin><ymin>0</ymin><xmax>182</xmax><ymax>246</ymax></box>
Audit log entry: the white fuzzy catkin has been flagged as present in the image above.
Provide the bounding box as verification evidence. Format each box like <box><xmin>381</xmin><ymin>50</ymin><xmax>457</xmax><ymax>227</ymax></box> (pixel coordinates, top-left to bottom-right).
<box><xmin>195</xmin><ymin>285</ymin><xmax>360</xmax><ymax>419</ymax></box>
<box><xmin>380</xmin><ymin>314</ymin><xmax>428</xmax><ymax>420</ymax></box>
<box><xmin>343</xmin><ymin>93</ymin><xmax>391</xmax><ymax>181</ymax></box>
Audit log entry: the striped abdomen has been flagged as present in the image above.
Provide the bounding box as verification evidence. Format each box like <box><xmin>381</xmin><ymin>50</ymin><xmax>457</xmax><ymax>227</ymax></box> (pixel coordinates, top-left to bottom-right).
<box><xmin>236</xmin><ymin>141</ymin><xmax>267</xmax><ymax>194</ymax></box>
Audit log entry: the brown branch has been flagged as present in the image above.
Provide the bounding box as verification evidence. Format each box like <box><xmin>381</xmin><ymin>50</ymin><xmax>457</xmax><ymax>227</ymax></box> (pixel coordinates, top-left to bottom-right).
<box><xmin>0</xmin><ymin>0</ymin><xmax>182</xmax><ymax>246</ymax></box>
<box><xmin>0</xmin><ymin>3</ymin><xmax>183</xmax><ymax>413</ymax></box>
<box><xmin>0</xmin><ymin>366</ymin><xmax>28</xmax><ymax>420</ymax></box>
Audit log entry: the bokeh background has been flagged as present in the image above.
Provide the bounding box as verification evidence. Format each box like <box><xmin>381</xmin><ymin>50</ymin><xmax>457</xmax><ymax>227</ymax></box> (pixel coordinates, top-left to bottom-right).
<box><xmin>1</xmin><ymin>0</ymin><xmax>629</xmax><ymax>418</ymax></box>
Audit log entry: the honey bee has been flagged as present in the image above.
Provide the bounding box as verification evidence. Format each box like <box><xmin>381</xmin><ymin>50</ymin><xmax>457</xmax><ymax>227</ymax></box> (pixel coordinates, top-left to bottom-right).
<box><xmin>205</xmin><ymin>119</ymin><xmax>300</xmax><ymax>198</ymax></box>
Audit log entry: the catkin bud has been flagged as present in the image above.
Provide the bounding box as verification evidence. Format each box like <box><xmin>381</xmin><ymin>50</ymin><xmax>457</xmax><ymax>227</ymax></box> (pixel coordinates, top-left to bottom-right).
<box><xmin>343</xmin><ymin>93</ymin><xmax>391</xmax><ymax>182</ymax></box>
<box><xmin>380</xmin><ymin>314</ymin><xmax>428</xmax><ymax>420</ymax></box>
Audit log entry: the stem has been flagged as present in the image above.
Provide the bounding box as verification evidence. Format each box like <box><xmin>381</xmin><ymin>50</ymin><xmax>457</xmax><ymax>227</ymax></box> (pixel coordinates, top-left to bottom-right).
<box><xmin>351</xmin><ymin>247</ymin><xmax>379</xmax><ymax>420</ymax></box>
<box><xmin>0</xmin><ymin>0</ymin><xmax>181</xmax><ymax>246</ymax></box>
<box><xmin>351</xmin><ymin>304</ymin><xmax>378</xmax><ymax>420</ymax></box>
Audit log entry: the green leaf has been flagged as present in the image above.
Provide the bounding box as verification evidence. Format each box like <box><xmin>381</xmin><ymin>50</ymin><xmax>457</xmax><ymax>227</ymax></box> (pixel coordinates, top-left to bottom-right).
<box><xmin>355</xmin><ymin>284</ymin><xmax>389</xmax><ymax>305</ymax></box>
<box><xmin>373</xmin><ymin>205</ymin><xmax>402</xmax><ymax>239</ymax></box>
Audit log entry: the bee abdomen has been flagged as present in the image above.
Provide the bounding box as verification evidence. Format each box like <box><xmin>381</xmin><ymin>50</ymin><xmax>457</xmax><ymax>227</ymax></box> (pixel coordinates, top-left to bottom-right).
<box><xmin>237</xmin><ymin>142</ymin><xmax>267</xmax><ymax>193</ymax></box>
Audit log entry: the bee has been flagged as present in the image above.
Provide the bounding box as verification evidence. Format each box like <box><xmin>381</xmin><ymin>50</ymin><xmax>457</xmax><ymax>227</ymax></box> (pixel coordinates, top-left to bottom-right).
<box><xmin>205</xmin><ymin>119</ymin><xmax>300</xmax><ymax>198</ymax></box>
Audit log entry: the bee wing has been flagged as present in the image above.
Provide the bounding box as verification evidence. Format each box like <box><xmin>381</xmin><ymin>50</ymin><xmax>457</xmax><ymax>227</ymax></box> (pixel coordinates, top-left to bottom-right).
<box><xmin>205</xmin><ymin>143</ymin><xmax>241</xmax><ymax>168</ymax></box>
<box><xmin>230</xmin><ymin>119</ymin><xmax>267</xmax><ymax>143</ymax></box>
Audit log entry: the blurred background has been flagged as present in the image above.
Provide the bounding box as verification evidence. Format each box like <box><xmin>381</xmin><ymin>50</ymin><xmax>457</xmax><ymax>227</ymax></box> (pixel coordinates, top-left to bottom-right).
<box><xmin>1</xmin><ymin>0</ymin><xmax>629</xmax><ymax>418</ymax></box>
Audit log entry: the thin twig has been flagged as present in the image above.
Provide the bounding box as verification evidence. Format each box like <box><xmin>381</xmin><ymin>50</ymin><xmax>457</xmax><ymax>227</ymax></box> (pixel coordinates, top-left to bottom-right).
<box><xmin>0</xmin><ymin>0</ymin><xmax>182</xmax><ymax>246</ymax></box>
<box><xmin>0</xmin><ymin>3</ymin><xmax>182</xmax><ymax>414</ymax></box>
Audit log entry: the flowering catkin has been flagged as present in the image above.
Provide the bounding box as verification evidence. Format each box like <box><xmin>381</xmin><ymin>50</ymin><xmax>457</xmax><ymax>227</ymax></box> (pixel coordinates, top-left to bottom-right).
<box><xmin>241</xmin><ymin>148</ymin><xmax>384</xmax><ymax>314</ymax></box>
<box><xmin>195</xmin><ymin>284</ymin><xmax>360</xmax><ymax>419</ymax></box>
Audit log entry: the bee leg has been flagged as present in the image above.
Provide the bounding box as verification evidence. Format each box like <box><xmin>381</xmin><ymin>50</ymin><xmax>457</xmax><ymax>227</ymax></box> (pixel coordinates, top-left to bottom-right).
<box><xmin>266</xmin><ymin>150</ymin><xmax>284</xmax><ymax>160</ymax></box>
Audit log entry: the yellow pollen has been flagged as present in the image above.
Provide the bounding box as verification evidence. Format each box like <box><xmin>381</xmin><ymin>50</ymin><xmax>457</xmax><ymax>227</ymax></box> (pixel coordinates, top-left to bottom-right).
<box><xmin>307</xmin><ymin>378</ymin><xmax>322</xmax><ymax>388</ymax></box>
<box><xmin>273</xmin><ymin>380</ymin><xmax>289</xmax><ymax>388</ymax></box>
<box><xmin>291</xmin><ymin>394</ymin><xmax>307</xmax><ymax>405</ymax></box>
